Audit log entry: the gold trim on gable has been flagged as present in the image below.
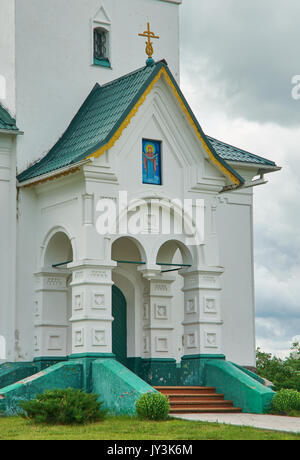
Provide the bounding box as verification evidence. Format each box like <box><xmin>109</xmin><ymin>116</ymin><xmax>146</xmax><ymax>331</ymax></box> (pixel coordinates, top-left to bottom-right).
<box><xmin>88</xmin><ymin>67</ymin><xmax>241</xmax><ymax>185</ymax></box>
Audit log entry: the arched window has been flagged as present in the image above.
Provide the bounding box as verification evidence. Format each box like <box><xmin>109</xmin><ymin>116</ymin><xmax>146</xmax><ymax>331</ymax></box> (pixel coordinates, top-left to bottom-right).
<box><xmin>92</xmin><ymin>6</ymin><xmax>111</xmax><ymax>69</ymax></box>
<box><xmin>93</xmin><ymin>27</ymin><xmax>110</xmax><ymax>67</ymax></box>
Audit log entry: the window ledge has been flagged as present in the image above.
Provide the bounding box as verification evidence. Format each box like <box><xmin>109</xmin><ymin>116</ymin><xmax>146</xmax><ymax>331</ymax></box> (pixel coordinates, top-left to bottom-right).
<box><xmin>93</xmin><ymin>58</ymin><xmax>111</xmax><ymax>68</ymax></box>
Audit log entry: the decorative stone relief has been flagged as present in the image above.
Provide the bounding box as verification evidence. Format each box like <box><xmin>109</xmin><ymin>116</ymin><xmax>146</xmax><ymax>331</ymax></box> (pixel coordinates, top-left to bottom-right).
<box><xmin>74</xmin><ymin>271</ymin><xmax>84</xmax><ymax>281</ymax></box>
<box><xmin>204</xmin><ymin>296</ymin><xmax>217</xmax><ymax>314</ymax></box>
<box><xmin>93</xmin><ymin>293</ymin><xmax>105</xmax><ymax>309</ymax></box>
<box><xmin>74</xmin><ymin>293</ymin><xmax>84</xmax><ymax>311</ymax></box>
<box><xmin>187</xmin><ymin>333</ymin><xmax>197</xmax><ymax>349</ymax></box>
<box><xmin>205</xmin><ymin>332</ymin><xmax>218</xmax><ymax>348</ymax></box>
<box><xmin>143</xmin><ymin>303</ymin><xmax>149</xmax><ymax>321</ymax></box>
<box><xmin>92</xmin><ymin>329</ymin><xmax>106</xmax><ymax>346</ymax></box>
<box><xmin>186</xmin><ymin>298</ymin><xmax>197</xmax><ymax>314</ymax></box>
<box><xmin>153</xmin><ymin>284</ymin><xmax>168</xmax><ymax>293</ymax></box>
<box><xmin>154</xmin><ymin>304</ymin><xmax>168</xmax><ymax>320</ymax></box>
<box><xmin>155</xmin><ymin>337</ymin><xmax>168</xmax><ymax>352</ymax></box>
<box><xmin>143</xmin><ymin>336</ymin><xmax>150</xmax><ymax>353</ymax></box>
<box><xmin>34</xmin><ymin>335</ymin><xmax>40</xmax><ymax>352</ymax></box>
<box><xmin>46</xmin><ymin>277</ymin><xmax>64</xmax><ymax>288</ymax></box>
<box><xmin>74</xmin><ymin>328</ymin><xmax>84</xmax><ymax>347</ymax></box>
<box><xmin>47</xmin><ymin>335</ymin><xmax>62</xmax><ymax>351</ymax></box>
<box><xmin>34</xmin><ymin>300</ymin><xmax>40</xmax><ymax>317</ymax></box>
<box><xmin>89</xmin><ymin>270</ymin><xmax>108</xmax><ymax>281</ymax></box>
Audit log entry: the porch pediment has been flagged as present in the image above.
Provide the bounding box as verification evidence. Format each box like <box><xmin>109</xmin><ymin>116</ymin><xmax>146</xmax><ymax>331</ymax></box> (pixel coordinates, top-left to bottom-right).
<box><xmin>17</xmin><ymin>61</ymin><xmax>246</xmax><ymax>187</ymax></box>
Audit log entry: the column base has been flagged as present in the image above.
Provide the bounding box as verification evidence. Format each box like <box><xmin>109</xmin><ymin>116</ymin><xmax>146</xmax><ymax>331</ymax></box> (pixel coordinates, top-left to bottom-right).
<box><xmin>68</xmin><ymin>353</ymin><xmax>116</xmax><ymax>392</ymax></box>
<box><xmin>33</xmin><ymin>356</ymin><xmax>68</xmax><ymax>371</ymax></box>
<box><xmin>180</xmin><ymin>354</ymin><xmax>226</xmax><ymax>386</ymax></box>
<box><xmin>127</xmin><ymin>358</ymin><xmax>177</xmax><ymax>386</ymax></box>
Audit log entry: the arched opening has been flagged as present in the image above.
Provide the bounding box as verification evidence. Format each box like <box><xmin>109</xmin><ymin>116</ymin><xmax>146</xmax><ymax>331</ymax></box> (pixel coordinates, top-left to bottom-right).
<box><xmin>44</xmin><ymin>231</ymin><xmax>73</xmax><ymax>268</ymax></box>
<box><xmin>111</xmin><ymin>237</ymin><xmax>145</xmax><ymax>367</ymax></box>
<box><xmin>156</xmin><ymin>239</ymin><xmax>193</xmax><ymax>268</ymax></box>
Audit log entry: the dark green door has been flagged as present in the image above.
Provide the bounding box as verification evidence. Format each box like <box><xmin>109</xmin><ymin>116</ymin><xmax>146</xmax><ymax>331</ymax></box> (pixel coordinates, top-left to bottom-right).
<box><xmin>112</xmin><ymin>285</ymin><xmax>128</xmax><ymax>367</ymax></box>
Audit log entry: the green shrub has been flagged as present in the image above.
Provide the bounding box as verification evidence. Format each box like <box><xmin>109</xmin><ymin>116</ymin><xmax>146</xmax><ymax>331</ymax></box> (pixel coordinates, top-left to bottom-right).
<box><xmin>136</xmin><ymin>392</ymin><xmax>170</xmax><ymax>421</ymax></box>
<box><xmin>272</xmin><ymin>389</ymin><xmax>300</xmax><ymax>414</ymax></box>
<box><xmin>19</xmin><ymin>388</ymin><xmax>106</xmax><ymax>425</ymax></box>
<box><xmin>256</xmin><ymin>343</ymin><xmax>300</xmax><ymax>392</ymax></box>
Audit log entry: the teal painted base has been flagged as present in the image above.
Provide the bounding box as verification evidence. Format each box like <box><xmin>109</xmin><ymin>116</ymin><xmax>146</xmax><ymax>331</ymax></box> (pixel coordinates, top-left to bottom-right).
<box><xmin>92</xmin><ymin>359</ymin><xmax>157</xmax><ymax>415</ymax></box>
<box><xmin>127</xmin><ymin>358</ymin><xmax>177</xmax><ymax>386</ymax></box>
<box><xmin>0</xmin><ymin>354</ymin><xmax>276</xmax><ymax>415</ymax></box>
<box><xmin>68</xmin><ymin>354</ymin><xmax>116</xmax><ymax>393</ymax></box>
<box><xmin>203</xmin><ymin>360</ymin><xmax>275</xmax><ymax>414</ymax></box>
<box><xmin>0</xmin><ymin>362</ymin><xmax>39</xmax><ymax>391</ymax></box>
<box><xmin>0</xmin><ymin>362</ymin><xmax>83</xmax><ymax>416</ymax></box>
<box><xmin>33</xmin><ymin>357</ymin><xmax>68</xmax><ymax>371</ymax></box>
<box><xmin>180</xmin><ymin>354</ymin><xmax>226</xmax><ymax>386</ymax></box>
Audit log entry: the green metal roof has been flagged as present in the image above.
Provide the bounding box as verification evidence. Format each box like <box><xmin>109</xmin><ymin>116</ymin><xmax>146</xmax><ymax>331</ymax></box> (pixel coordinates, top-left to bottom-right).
<box><xmin>17</xmin><ymin>60</ymin><xmax>274</xmax><ymax>185</ymax></box>
<box><xmin>207</xmin><ymin>136</ymin><xmax>276</xmax><ymax>167</ymax></box>
<box><xmin>0</xmin><ymin>104</ymin><xmax>18</xmax><ymax>132</ymax></box>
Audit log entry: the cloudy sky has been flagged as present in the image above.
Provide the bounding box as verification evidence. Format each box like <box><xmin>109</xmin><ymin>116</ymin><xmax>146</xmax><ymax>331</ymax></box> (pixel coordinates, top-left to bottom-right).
<box><xmin>180</xmin><ymin>0</ymin><xmax>300</xmax><ymax>358</ymax></box>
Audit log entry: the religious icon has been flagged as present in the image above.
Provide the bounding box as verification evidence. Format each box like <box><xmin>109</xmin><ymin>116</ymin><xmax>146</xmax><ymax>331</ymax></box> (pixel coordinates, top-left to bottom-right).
<box><xmin>142</xmin><ymin>139</ymin><xmax>162</xmax><ymax>185</ymax></box>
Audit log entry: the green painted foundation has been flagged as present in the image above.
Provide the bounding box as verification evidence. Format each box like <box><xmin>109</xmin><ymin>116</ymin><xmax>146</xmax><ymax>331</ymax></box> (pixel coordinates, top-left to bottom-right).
<box><xmin>127</xmin><ymin>358</ymin><xmax>177</xmax><ymax>386</ymax></box>
<box><xmin>203</xmin><ymin>360</ymin><xmax>275</xmax><ymax>414</ymax></box>
<box><xmin>0</xmin><ymin>354</ymin><xmax>276</xmax><ymax>416</ymax></box>
<box><xmin>68</xmin><ymin>354</ymin><xmax>115</xmax><ymax>393</ymax></box>
<box><xmin>180</xmin><ymin>355</ymin><xmax>226</xmax><ymax>386</ymax></box>
<box><xmin>92</xmin><ymin>359</ymin><xmax>157</xmax><ymax>415</ymax></box>
<box><xmin>0</xmin><ymin>362</ymin><xmax>39</xmax><ymax>391</ymax></box>
<box><xmin>0</xmin><ymin>362</ymin><xmax>83</xmax><ymax>416</ymax></box>
<box><xmin>33</xmin><ymin>357</ymin><xmax>68</xmax><ymax>371</ymax></box>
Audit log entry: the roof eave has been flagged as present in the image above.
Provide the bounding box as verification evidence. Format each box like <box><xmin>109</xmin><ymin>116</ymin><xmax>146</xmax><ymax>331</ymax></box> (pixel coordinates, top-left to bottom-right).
<box><xmin>227</xmin><ymin>160</ymin><xmax>281</xmax><ymax>173</ymax></box>
<box><xmin>17</xmin><ymin>158</ymin><xmax>91</xmax><ymax>188</ymax></box>
<box><xmin>0</xmin><ymin>128</ymin><xmax>23</xmax><ymax>135</ymax></box>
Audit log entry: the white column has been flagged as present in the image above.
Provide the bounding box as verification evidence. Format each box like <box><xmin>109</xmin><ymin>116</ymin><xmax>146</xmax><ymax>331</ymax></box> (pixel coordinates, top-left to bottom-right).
<box><xmin>69</xmin><ymin>260</ymin><xmax>116</xmax><ymax>356</ymax></box>
<box><xmin>139</xmin><ymin>267</ymin><xmax>175</xmax><ymax>359</ymax></box>
<box><xmin>34</xmin><ymin>269</ymin><xmax>70</xmax><ymax>358</ymax></box>
<box><xmin>181</xmin><ymin>267</ymin><xmax>224</xmax><ymax>356</ymax></box>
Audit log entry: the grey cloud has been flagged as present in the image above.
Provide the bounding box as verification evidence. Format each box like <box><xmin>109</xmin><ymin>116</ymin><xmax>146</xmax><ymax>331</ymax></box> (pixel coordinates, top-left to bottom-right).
<box><xmin>180</xmin><ymin>0</ymin><xmax>300</xmax><ymax>126</ymax></box>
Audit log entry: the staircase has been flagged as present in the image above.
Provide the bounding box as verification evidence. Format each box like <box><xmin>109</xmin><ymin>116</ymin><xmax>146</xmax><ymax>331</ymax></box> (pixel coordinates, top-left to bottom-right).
<box><xmin>154</xmin><ymin>386</ymin><xmax>242</xmax><ymax>414</ymax></box>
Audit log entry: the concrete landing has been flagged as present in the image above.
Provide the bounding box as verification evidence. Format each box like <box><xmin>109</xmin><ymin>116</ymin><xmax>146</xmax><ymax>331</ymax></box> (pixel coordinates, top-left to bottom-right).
<box><xmin>172</xmin><ymin>413</ymin><xmax>300</xmax><ymax>434</ymax></box>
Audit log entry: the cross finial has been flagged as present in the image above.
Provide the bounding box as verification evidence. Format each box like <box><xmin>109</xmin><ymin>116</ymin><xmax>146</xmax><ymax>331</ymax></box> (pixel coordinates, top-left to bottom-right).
<box><xmin>139</xmin><ymin>22</ymin><xmax>160</xmax><ymax>64</ymax></box>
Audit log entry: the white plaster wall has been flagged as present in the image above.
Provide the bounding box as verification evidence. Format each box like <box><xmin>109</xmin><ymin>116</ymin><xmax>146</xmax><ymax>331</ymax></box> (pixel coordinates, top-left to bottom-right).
<box><xmin>14</xmin><ymin>0</ymin><xmax>181</xmax><ymax>173</ymax></box>
<box><xmin>217</xmin><ymin>187</ymin><xmax>256</xmax><ymax>367</ymax></box>
<box><xmin>0</xmin><ymin>134</ymin><xmax>17</xmax><ymax>362</ymax></box>
<box><xmin>0</xmin><ymin>0</ymin><xmax>16</xmax><ymax>115</ymax></box>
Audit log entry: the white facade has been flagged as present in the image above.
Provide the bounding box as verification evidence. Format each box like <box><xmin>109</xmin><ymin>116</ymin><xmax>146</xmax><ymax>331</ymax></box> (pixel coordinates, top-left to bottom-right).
<box><xmin>0</xmin><ymin>0</ymin><xmax>276</xmax><ymax>369</ymax></box>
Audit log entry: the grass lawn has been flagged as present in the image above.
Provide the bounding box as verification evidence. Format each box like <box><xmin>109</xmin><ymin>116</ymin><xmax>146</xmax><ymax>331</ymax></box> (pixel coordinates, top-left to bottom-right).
<box><xmin>0</xmin><ymin>416</ymin><xmax>299</xmax><ymax>440</ymax></box>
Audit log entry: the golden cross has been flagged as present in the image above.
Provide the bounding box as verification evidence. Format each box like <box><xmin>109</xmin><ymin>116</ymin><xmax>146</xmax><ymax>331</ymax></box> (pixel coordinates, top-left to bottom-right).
<box><xmin>138</xmin><ymin>22</ymin><xmax>160</xmax><ymax>59</ymax></box>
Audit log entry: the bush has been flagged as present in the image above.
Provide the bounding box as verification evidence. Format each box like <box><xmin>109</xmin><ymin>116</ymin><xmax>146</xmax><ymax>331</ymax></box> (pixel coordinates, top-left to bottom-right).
<box><xmin>272</xmin><ymin>389</ymin><xmax>300</xmax><ymax>415</ymax></box>
<box><xmin>256</xmin><ymin>343</ymin><xmax>300</xmax><ymax>392</ymax></box>
<box><xmin>19</xmin><ymin>388</ymin><xmax>106</xmax><ymax>425</ymax></box>
<box><xmin>136</xmin><ymin>392</ymin><xmax>170</xmax><ymax>421</ymax></box>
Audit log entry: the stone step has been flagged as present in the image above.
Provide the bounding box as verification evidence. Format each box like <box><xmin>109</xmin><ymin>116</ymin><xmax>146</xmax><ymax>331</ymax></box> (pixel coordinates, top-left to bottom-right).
<box><xmin>168</xmin><ymin>393</ymin><xmax>224</xmax><ymax>400</ymax></box>
<box><xmin>155</xmin><ymin>385</ymin><xmax>242</xmax><ymax>414</ymax></box>
<box><xmin>170</xmin><ymin>407</ymin><xmax>242</xmax><ymax>414</ymax></box>
<box><xmin>155</xmin><ymin>386</ymin><xmax>216</xmax><ymax>395</ymax></box>
<box><xmin>170</xmin><ymin>400</ymin><xmax>233</xmax><ymax>407</ymax></box>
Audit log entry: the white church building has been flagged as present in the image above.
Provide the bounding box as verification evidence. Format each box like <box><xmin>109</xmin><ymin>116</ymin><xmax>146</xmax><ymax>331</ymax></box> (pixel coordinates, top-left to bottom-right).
<box><xmin>0</xmin><ymin>0</ymin><xmax>279</xmax><ymax>415</ymax></box>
